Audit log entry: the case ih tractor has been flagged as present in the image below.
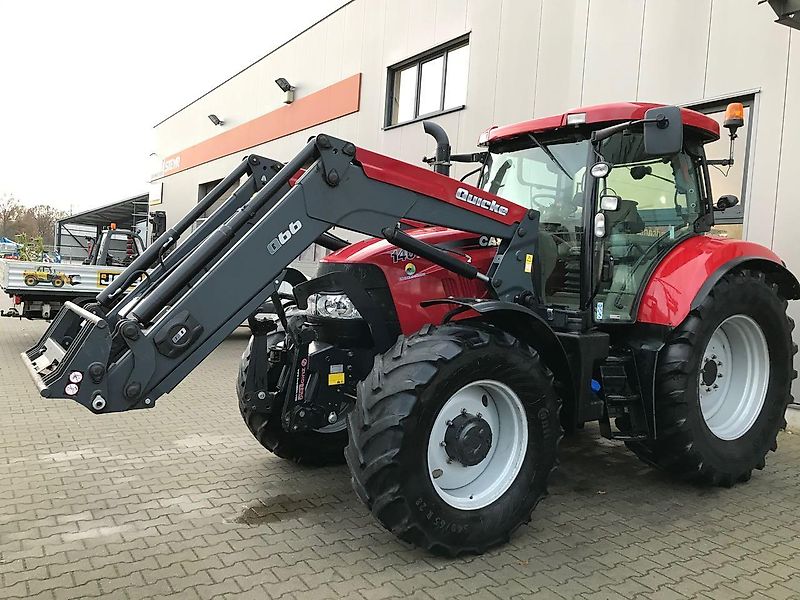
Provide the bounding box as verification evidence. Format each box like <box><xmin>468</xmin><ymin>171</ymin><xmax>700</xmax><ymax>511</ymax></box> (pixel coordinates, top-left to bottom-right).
<box><xmin>24</xmin><ymin>102</ymin><xmax>798</xmax><ymax>556</ymax></box>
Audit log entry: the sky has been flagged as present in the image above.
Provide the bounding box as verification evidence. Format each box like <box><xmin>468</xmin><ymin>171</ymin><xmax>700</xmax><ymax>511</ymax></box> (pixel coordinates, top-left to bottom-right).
<box><xmin>0</xmin><ymin>0</ymin><xmax>348</xmax><ymax>213</ymax></box>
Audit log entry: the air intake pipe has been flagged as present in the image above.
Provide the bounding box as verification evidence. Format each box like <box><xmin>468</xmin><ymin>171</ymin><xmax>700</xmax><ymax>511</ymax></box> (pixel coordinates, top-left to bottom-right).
<box><xmin>423</xmin><ymin>120</ymin><xmax>451</xmax><ymax>176</ymax></box>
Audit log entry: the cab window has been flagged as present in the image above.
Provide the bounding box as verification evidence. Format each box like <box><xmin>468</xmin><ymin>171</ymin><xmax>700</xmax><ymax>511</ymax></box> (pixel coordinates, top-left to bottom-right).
<box><xmin>593</xmin><ymin>131</ymin><xmax>703</xmax><ymax>322</ymax></box>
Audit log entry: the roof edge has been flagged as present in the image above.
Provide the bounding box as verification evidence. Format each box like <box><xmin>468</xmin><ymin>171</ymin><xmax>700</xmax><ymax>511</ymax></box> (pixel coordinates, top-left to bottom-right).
<box><xmin>153</xmin><ymin>0</ymin><xmax>354</xmax><ymax>128</ymax></box>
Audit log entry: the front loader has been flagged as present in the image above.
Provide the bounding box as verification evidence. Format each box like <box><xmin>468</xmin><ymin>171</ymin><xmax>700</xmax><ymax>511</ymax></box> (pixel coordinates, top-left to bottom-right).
<box><xmin>24</xmin><ymin>102</ymin><xmax>799</xmax><ymax>556</ymax></box>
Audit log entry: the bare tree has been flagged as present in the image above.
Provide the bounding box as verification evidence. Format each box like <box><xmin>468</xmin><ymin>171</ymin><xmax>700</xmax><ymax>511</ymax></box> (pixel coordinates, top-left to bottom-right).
<box><xmin>0</xmin><ymin>194</ymin><xmax>21</xmax><ymax>238</ymax></box>
<box><xmin>24</xmin><ymin>205</ymin><xmax>67</xmax><ymax>246</ymax></box>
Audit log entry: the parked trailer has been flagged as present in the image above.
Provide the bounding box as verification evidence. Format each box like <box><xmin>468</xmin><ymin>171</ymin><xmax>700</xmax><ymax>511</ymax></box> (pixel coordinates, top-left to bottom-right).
<box><xmin>1</xmin><ymin>228</ymin><xmax>144</xmax><ymax>318</ymax></box>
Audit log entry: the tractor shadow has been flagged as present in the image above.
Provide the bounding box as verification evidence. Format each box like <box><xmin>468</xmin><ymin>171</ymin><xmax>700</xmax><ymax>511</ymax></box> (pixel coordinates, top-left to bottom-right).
<box><xmin>550</xmin><ymin>424</ymin><xmax>723</xmax><ymax>501</ymax></box>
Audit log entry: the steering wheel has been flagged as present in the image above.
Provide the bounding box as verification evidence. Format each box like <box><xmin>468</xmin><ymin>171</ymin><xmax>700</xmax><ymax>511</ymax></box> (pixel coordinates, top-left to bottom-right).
<box><xmin>530</xmin><ymin>192</ymin><xmax>557</xmax><ymax>212</ymax></box>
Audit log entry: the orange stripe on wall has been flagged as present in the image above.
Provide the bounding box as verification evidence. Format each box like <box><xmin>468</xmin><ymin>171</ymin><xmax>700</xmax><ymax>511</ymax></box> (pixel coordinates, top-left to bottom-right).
<box><xmin>161</xmin><ymin>73</ymin><xmax>362</xmax><ymax>177</ymax></box>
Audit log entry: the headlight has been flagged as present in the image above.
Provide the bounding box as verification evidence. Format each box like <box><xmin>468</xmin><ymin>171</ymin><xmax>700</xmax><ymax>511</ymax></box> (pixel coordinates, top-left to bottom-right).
<box><xmin>307</xmin><ymin>292</ymin><xmax>362</xmax><ymax>319</ymax></box>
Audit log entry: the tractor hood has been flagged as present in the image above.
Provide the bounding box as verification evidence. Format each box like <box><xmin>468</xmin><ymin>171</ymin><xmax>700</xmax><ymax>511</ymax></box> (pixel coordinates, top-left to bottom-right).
<box><xmin>320</xmin><ymin>226</ymin><xmax>500</xmax><ymax>333</ymax></box>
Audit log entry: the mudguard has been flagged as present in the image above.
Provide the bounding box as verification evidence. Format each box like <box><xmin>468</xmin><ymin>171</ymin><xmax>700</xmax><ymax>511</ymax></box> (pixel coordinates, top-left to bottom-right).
<box><xmin>637</xmin><ymin>236</ymin><xmax>800</xmax><ymax>327</ymax></box>
<box><xmin>422</xmin><ymin>298</ymin><xmax>617</xmax><ymax>431</ymax></box>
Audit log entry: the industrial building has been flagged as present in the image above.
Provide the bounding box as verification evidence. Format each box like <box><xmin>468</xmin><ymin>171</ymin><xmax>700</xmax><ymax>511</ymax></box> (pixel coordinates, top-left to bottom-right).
<box><xmin>150</xmin><ymin>0</ymin><xmax>798</xmax><ymax>283</ymax></box>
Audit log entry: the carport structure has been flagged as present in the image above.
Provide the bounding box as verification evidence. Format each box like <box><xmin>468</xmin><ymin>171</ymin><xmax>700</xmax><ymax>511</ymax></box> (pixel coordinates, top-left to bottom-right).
<box><xmin>55</xmin><ymin>193</ymin><xmax>149</xmax><ymax>262</ymax></box>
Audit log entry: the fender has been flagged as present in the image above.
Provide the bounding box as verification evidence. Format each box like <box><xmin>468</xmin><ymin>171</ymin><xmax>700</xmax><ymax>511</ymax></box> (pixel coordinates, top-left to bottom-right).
<box><xmin>420</xmin><ymin>298</ymin><xmax>581</xmax><ymax>418</ymax></box>
<box><xmin>637</xmin><ymin>236</ymin><xmax>800</xmax><ymax>327</ymax></box>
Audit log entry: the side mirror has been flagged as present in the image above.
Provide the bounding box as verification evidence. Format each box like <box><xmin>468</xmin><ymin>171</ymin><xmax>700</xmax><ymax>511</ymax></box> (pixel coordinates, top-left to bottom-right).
<box><xmin>715</xmin><ymin>195</ymin><xmax>739</xmax><ymax>211</ymax></box>
<box><xmin>600</xmin><ymin>193</ymin><xmax>621</xmax><ymax>211</ymax></box>
<box><xmin>644</xmin><ymin>105</ymin><xmax>683</xmax><ymax>156</ymax></box>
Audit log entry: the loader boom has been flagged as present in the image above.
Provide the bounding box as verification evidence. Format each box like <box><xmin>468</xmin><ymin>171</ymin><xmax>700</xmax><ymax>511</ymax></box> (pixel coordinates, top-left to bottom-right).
<box><xmin>23</xmin><ymin>134</ymin><xmax>540</xmax><ymax>414</ymax></box>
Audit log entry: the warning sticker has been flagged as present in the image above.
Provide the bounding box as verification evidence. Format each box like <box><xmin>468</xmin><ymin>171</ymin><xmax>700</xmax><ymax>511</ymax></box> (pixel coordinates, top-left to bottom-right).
<box><xmin>328</xmin><ymin>372</ymin><xmax>345</xmax><ymax>386</ymax></box>
<box><xmin>524</xmin><ymin>254</ymin><xmax>534</xmax><ymax>274</ymax></box>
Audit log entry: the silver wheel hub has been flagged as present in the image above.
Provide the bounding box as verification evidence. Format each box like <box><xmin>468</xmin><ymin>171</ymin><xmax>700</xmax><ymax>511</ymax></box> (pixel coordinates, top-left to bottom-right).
<box><xmin>699</xmin><ymin>314</ymin><xmax>770</xmax><ymax>440</ymax></box>
<box><xmin>427</xmin><ymin>380</ymin><xmax>528</xmax><ymax>510</ymax></box>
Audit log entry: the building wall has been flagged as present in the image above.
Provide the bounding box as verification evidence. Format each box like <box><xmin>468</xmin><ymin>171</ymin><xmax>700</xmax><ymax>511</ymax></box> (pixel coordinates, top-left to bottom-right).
<box><xmin>152</xmin><ymin>0</ymin><xmax>800</xmax><ymax>326</ymax></box>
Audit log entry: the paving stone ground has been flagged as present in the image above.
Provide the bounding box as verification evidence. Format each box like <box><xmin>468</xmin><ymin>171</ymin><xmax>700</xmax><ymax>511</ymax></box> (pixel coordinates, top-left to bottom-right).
<box><xmin>2</xmin><ymin>317</ymin><xmax>800</xmax><ymax>600</ymax></box>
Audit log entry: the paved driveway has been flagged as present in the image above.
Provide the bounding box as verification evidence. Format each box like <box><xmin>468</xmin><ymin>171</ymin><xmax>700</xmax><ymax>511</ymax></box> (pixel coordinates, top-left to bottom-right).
<box><xmin>2</xmin><ymin>317</ymin><xmax>800</xmax><ymax>599</ymax></box>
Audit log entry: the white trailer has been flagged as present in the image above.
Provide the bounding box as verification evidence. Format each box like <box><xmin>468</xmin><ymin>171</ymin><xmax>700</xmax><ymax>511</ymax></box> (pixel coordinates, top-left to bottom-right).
<box><xmin>1</xmin><ymin>228</ymin><xmax>144</xmax><ymax>319</ymax></box>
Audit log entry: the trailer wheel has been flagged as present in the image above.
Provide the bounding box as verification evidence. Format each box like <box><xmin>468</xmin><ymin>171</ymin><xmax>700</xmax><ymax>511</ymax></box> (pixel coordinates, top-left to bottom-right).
<box><xmin>346</xmin><ymin>323</ymin><xmax>561</xmax><ymax>556</ymax></box>
<box><xmin>627</xmin><ymin>270</ymin><xmax>797</xmax><ymax>486</ymax></box>
<box><xmin>237</xmin><ymin>332</ymin><xmax>347</xmax><ymax>466</ymax></box>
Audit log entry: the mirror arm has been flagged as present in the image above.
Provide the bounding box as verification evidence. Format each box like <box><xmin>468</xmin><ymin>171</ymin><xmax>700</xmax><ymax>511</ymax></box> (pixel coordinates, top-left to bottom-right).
<box><xmin>592</xmin><ymin>116</ymin><xmax>668</xmax><ymax>144</ymax></box>
<box><xmin>450</xmin><ymin>152</ymin><xmax>487</xmax><ymax>163</ymax></box>
<box><xmin>707</xmin><ymin>131</ymin><xmax>738</xmax><ymax>167</ymax></box>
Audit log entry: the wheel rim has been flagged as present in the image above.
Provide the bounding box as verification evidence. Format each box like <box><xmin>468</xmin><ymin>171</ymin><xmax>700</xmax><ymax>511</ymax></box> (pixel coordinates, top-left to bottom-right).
<box><xmin>699</xmin><ymin>314</ymin><xmax>770</xmax><ymax>440</ymax></box>
<box><xmin>427</xmin><ymin>380</ymin><xmax>528</xmax><ymax>510</ymax></box>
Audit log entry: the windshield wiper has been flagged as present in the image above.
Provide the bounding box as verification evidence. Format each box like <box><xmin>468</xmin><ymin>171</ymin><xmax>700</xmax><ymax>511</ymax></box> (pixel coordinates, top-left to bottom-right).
<box><xmin>528</xmin><ymin>134</ymin><xmax>573</xmax><ymax>181</ymax></box>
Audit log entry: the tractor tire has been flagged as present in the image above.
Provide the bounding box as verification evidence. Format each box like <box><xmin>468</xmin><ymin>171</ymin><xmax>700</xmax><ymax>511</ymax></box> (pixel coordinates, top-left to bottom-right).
<box><xmin>346</xmin><ymin>323</ymin><xmax>561</xmax><ymax>556</ymax></box>
<box><xmin>236</xmin><ymin>331</ymin><xmax>347</xmax><ymax>466</ymax></box>
<box><xmin>626</xmin><ymin>269</ymin><xmax>797</xmax><ymax>486</ymax></box>
<box><xmin>24</xmin><ymin>276</ymin><xmax>37</xmax><ymax>286</ymax></box>
<box><xmin>52</xmin><ymin>277</ymin><xmax>65</xmax><ymax>288</ymax></box>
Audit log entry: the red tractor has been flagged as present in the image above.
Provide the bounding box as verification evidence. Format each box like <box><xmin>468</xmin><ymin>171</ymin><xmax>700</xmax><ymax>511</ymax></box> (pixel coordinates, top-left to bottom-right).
<box><xmin>25</xmin><ymin>102</ymin><xmax>798</xmax><ymax>556</ymax></box>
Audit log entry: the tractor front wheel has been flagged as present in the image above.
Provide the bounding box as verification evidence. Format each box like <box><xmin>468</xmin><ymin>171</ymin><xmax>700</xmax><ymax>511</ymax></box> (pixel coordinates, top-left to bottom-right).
<box><xmin>346</xmin><ymin>323</ymin><xmax>561</xmax><ymax>556</ymax></box>
<box><xmin>237</xmin><ymin>331</ymin><xmax>348</xmax><ymax>466</ymax></box>
<box><xmin>24</xmin><ymin>276</ymin><xmax>37</xmax><ymax>286</ymax></box>
<box><xmin>627</xmin><ymin>270</ymin><xmax>797</xmax><ymax>486</ymax></box>
<box><xmin>52</xmin><ymin>277</ymin><xmax>65</xmax><ymax>288</ymax></box>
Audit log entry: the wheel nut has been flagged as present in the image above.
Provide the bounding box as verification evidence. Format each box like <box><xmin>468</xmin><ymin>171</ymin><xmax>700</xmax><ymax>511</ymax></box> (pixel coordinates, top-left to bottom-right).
<box><xmin>328</xmin><ymin>412</ymin><xmax>337</xmax><ymax>424</ymax></box>
<box><xmin>257</xmin><ymin>391</ymin><xmax>266</xmax><ymax>400</ymax></box>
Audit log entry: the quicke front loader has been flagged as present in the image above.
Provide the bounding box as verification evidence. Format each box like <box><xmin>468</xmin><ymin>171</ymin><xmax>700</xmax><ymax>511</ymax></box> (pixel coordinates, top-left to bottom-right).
<box><xmin>24</xmin><ymin>103</ymin><xmax>800</xmax><ymax>555</ymax></box>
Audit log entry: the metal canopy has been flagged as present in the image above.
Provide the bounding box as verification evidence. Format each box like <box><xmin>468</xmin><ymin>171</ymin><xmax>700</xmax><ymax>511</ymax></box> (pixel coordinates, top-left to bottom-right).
<box><xmin>56</xmin><ymin>193</ymin><xmax>149</xmax><ymax>230</ymax></box>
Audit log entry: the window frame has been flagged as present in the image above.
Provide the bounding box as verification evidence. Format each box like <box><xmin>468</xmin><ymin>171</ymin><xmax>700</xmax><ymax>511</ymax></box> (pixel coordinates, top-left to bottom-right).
<box><xmin>384</xmin><ymin>34</ymin><xmax>470</xmax><ymax>129</ymax></box>
<box><xmin>684</xmin><ymin>92</ymin><xmax>758</xmax><ymax>226</ymax></box>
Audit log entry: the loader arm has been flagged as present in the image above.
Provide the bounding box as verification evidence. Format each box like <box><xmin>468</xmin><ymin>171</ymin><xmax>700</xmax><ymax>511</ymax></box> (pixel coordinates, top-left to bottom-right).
<box><xmin>23</xmin><ymin>134</ymin><xmax>541</xmax><ymax>414</ymax></box>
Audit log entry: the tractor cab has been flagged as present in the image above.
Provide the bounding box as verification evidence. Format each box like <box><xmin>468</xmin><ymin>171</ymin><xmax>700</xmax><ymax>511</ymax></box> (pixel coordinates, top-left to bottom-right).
<box><xmin>477</xmin><ymin>102</ymin><xmax>731</xmax><ymax>325</ymax></box>
<box><xmin>84</xmin><ymin>224</ymin><xmax>145</xmax><ymax>267</ymax></box>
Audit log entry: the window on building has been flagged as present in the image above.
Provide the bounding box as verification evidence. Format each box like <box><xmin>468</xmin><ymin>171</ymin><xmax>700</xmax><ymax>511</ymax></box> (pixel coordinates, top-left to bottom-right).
<box><xmin>686</xmin><ymin>94</ymin><xmax>756</xmax><ymax>238</ymax></box>
<box><xmin>386</xmin><ymin>36</ymin><xmax>469</xmax><ymax>127</ymax></box>
<box><xmin>194</xmin><ymin>178</ymin><xmax>237</xmax><ymax>230</ymax></box>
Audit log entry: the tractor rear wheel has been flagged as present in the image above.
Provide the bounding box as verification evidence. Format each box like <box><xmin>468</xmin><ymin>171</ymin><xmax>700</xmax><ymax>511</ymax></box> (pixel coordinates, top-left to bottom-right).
<box><xmin>346</xmin><ymin>323</ymin><xmax>561</xmax><ymax>556</ymax></box>
<box><xmin>24</xmin><ymin>276</ymin><xmax>37</xmax><ymax>286</ymax></box>
<box><xmin>626</xmin><ymin>270</ymin><xmax>796</xmax><ymax>486</ymax></box>
<box><xmin>237</xmin><ymin>331</ymin><xmax>348</xmax><ymax>466</ymax></box>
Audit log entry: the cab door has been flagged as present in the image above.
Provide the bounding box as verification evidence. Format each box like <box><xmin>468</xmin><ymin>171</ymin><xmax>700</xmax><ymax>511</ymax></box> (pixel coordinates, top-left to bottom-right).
<box><xmin>591</xmin><ymin>132</ymin><xmax>706</xmax><ymax>323</ymax></box>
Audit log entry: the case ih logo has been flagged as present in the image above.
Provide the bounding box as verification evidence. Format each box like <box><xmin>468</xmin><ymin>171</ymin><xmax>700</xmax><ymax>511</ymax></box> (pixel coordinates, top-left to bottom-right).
<box><xmin>455</xmin><ymin>187</ymin><xmax>509</xmax><ymax>217</ymax></box>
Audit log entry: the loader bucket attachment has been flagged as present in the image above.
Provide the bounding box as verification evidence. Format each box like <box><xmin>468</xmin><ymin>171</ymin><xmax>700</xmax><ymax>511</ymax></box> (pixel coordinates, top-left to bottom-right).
<box><xmin>22</xmin><ymin>301</ymin><xmax>113</xmax><ymax>411</ymax></box>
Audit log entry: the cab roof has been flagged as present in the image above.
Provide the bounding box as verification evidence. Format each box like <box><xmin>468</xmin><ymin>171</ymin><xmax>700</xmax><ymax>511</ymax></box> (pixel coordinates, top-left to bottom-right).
<box><xmin>487</xmin><ymin>102</ymin><xmax>720</xmax><ymax>144</ymax></box>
